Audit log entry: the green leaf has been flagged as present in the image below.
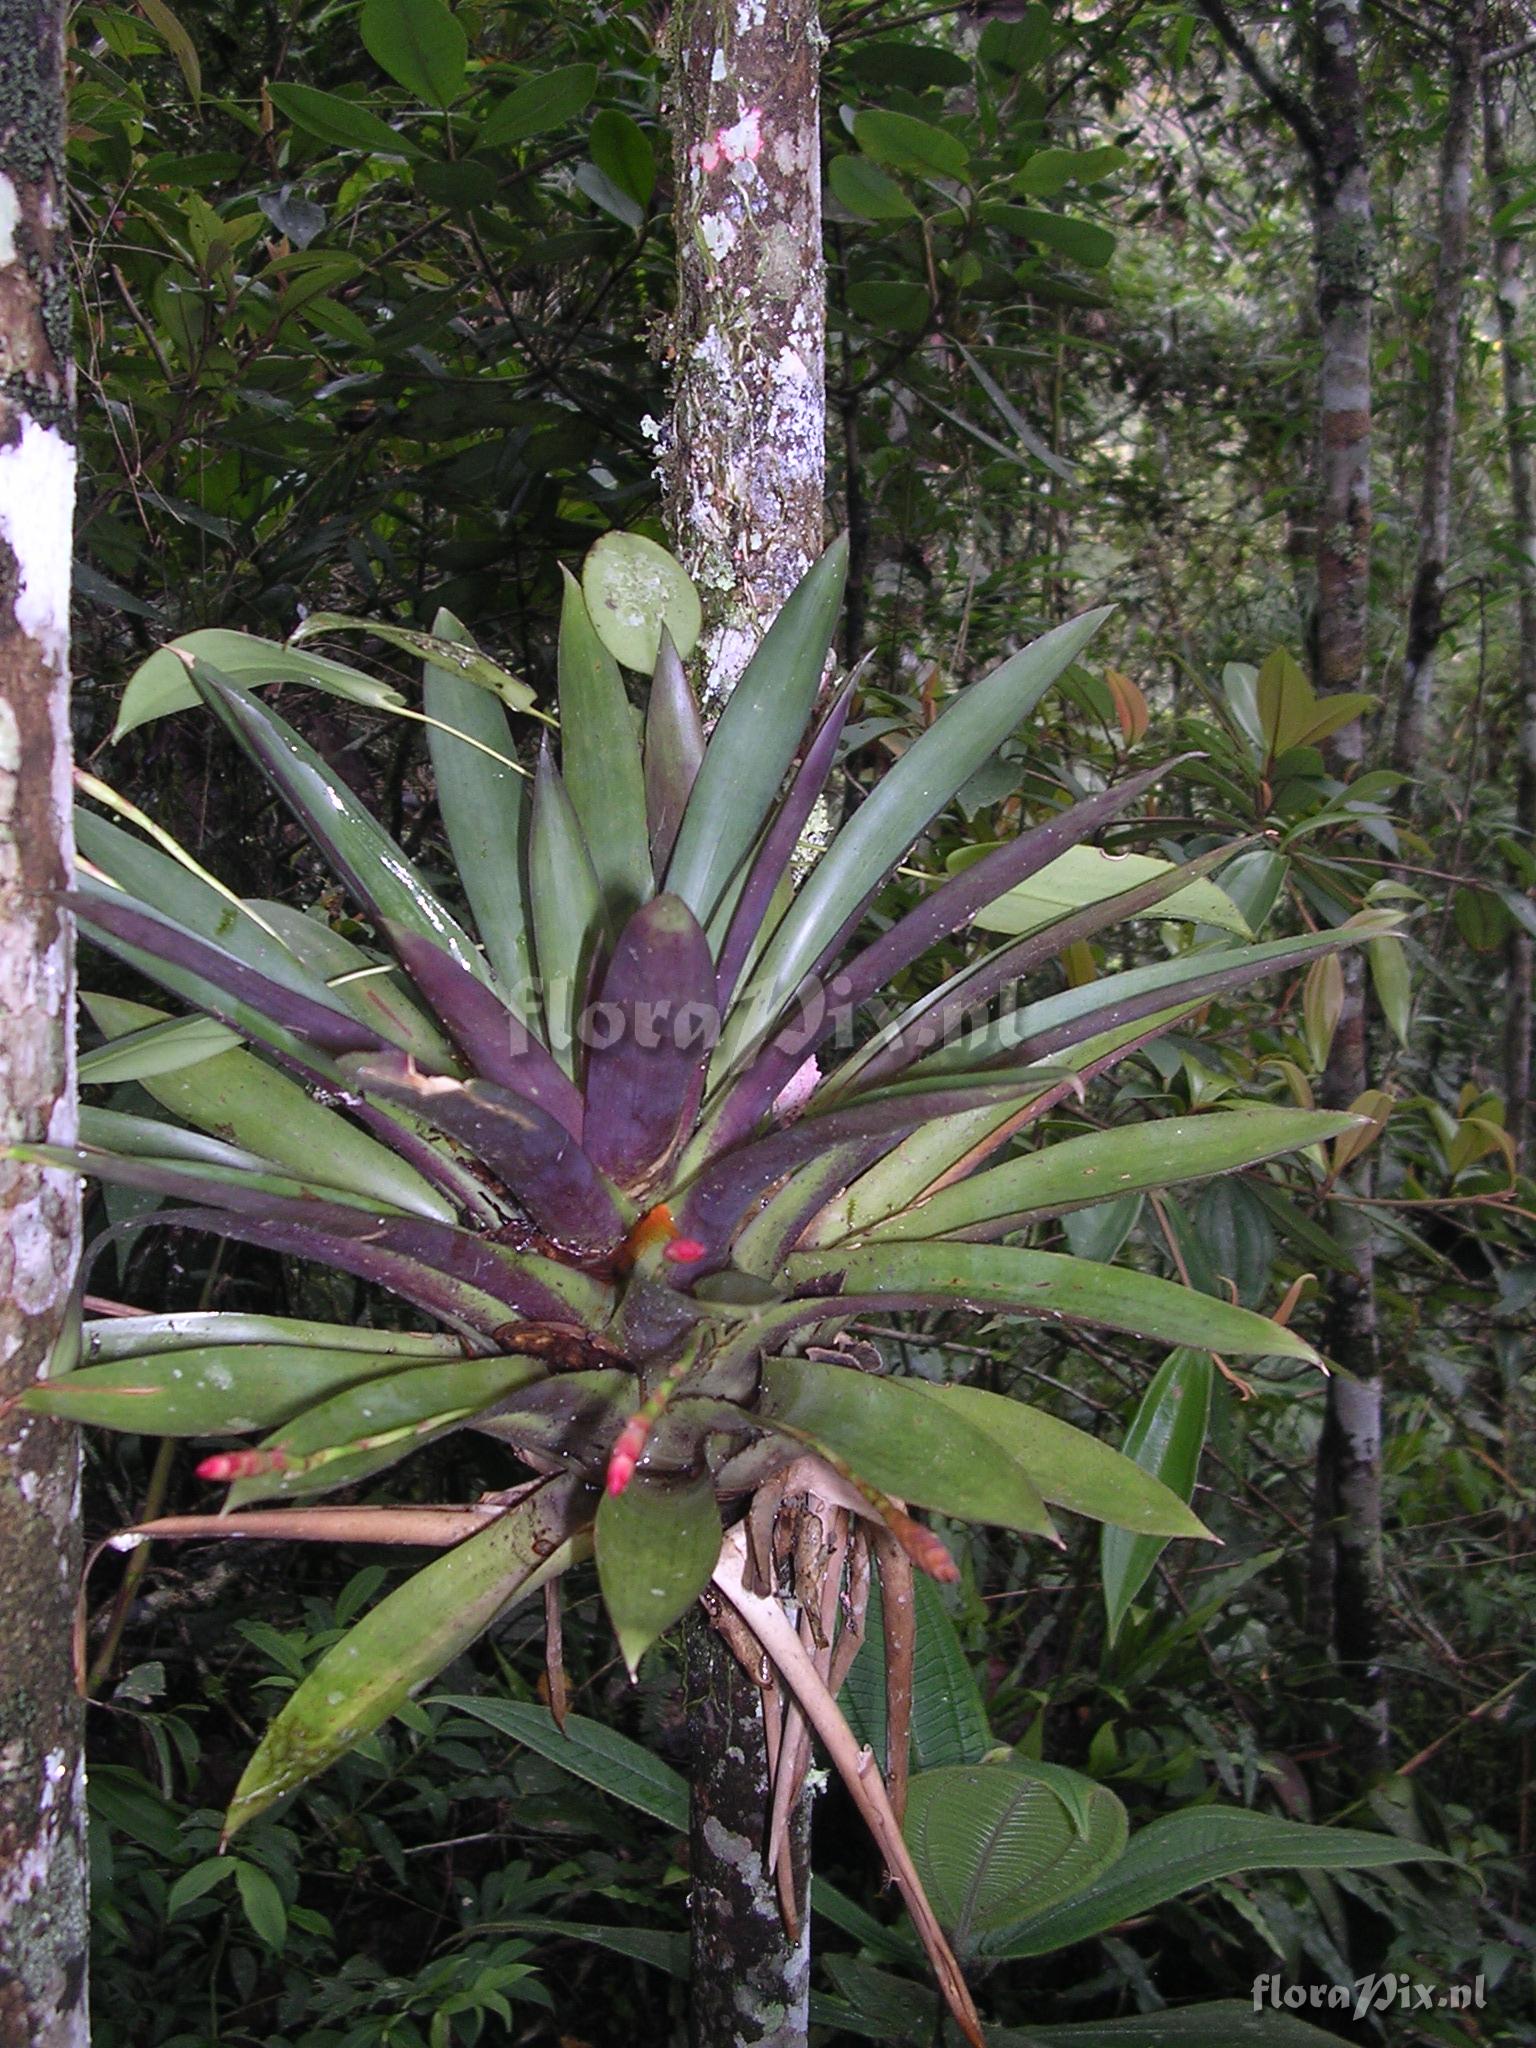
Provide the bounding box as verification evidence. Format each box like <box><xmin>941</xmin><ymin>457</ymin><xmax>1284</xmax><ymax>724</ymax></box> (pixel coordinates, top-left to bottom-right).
<box><xmin>986</xmin><ymin>1807</ymin><xmax>1449</xmax><ymax>1958</ymax></box>
<box><xmin>166</xmin><ymin>1858</ymin><xmax>235</xmax><ymax>1917</ymax></box>
<box><xmin>78</xmin><ymin>1007</ymin><xmax>240</xmax><ymax>1083</ymax></box>
<box><xmin>1005</xmin><ymin>208</ymin><xmax>1115</xmax><ymax>267</ymax></box>
<box><xmin>225</xmin><ymin>1355</ymin><xmax>551</xmax><ymax>1506</ymax></box>
<box><xmin>432</xmin><ymin>1696</ymin><xmax>688</xmax><ymax>1828</ymax></box>
<box><xmin>233</xmin><ymin>1860</ymin><xmax>288</xmax><ymax>1949</ymax></box>
<box><xmin>854</xmin><ymin>109</ymin><xmax>969</xmax><ymax>181</ymax></box>
<box><xmin>828</xmin><ymin>154</ymin><xmax>920</xmax><ymax>222</ymax></box>
<box><xmin>992</xmin><ymin>2005</ymin><xmax>1357</xmax><ymax>2046</ymax></box>
<box><xmin>805</xmin><ymin>1093</ymin><xmax>1052</xmax><ymax>1247</ymax></box>
<box><xmin>189</xmin><ymin>662</ymin><xmax>491</xmax><ymax>986</ymax></box>
<box><xmin>249</xmin><ymin>905</ymin><xmax>452</xmax><ymax>1066</ymax></box>
<box><xmin>225</xmin><ymin>1475</ymin><xmax>590</xmax><ymax>1837</ymax></box>
<box><xmin>423</xmin><ymin>608</ymin><xmax>534</xmax><ymax>999</ymax></box>
<box><xmin>22</xmin><ymin>1344</ymin><xmax>437</xmax><ymax>1435</ymax></box>
<box><xmin>666</xmin><ymin>536</ymin><xmax>848</xmax><ymax>925</ymax></box>
<box><xmin>867</xmin><ymin>1109</ymin><xmax>1356</xmax><ymax>1241</ymax></box>
<box><xmin>786</xmin><ymin>1238</ymin><xmax>1319</xmax><ymax>1363</ymax></box>
<box><xmin>966</xmin><ymin>843</ymin><xmax>1250</xmax><ymax>940</ymax></box>
<box><xmin>596</xmin><ymin>1469</ymin><xmax>721</xmax><ymax>1677</ymax></box>
<box><xmin>1256</xmin><ymin>647</ymin><xmax>1314</xmax><ymax>759</ymax></box>
<box><xmin>904</xmin><ymin>1758</ymin><xmax>1128</xmax><ymax>1953</ymax></box>
<box><xmin>557</xmin><ymin>567</ymin><xmax>654</xmax><ymax>923</ymax></box>
<box><xmin>82</xmin><ymin>993</ymin><xmax>455</xmax><ymax>1221</ymax></box>
<box><xmin>904</xmin><ymin>1382</ymin><xmax>1209</xmax><ymax>1536</ymax></box>
<box><xmin>1062</xmin><ymin>1193</ymin><xmax>1142</xmax><ymax>1263</ymax></box>
<box><xmin>732</xmin><ymin>609</ymin><xmax>1111</xmax><ymax>1055</ymax></box>
<box><xmin>846</xmin><ymin>280</ymin><xmax>931</xmax><ymax>332</ymax></box>
<box><xmin>1015</xmin><ymin>144</ymin><xmax>1129</xmax><ymax>194</ymax></box>
<box><xmin>588</xmin><ymin>108</ymin><xmax>655</xmax><ymax>207</ymax></box>
<box><xmin>359</xmin><ymin>0</ymin><xmax>466</xmax><ymax>105</ymax></box>
<box><xmin>1368</xmin><ymin>934</ymin><xmax>1411</xmax><ymax>1049</ymax></box>
<box><xmin>529</xmin><ymin>743</ymin><xmax>605</xmax><ymax>1066</ymax></box>
<box><xmin>840</xmin><ymin>1571</ymin><xmax>991</xmax><ymax>1773</ymax></box>
<box><xmin>1101</xmin><ymin>1350</ymin><xmax>1213</xmax><ymax>1644</ymax></box>
<box><xmin>582</xmin><ymin>532</ymin><xmax>701</xmax><ymax>674</ymax></box>
<box><xmin>758</xmin><ymin>1356</ymin><xmax>1055</xmax><ymax>1536</ymax></box>
<box><xmin>478</xmin><ymin>65</ymin><xmax>598</xmax><ymax>147</ymax></box>
<box><xmin>289</xmin><ymin>613</ymin><xmax>535</xmax><ymax>711</ymax></box>
<box><xmin>265</xmin><ymin>83</ymin><xmax>420</xmax><ymax>159</ymax></box>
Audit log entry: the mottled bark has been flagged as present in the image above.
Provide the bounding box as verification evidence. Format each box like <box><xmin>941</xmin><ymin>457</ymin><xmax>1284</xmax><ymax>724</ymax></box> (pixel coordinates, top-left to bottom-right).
<box><xmin>1391</xmin><ymin>7</ymin><xmax>1483</xmax><ymax>791</ymax></box>
<box><xmin>663</xmin><ymin>0</ymin><xmax>827</xmax><ymax>714</ymax></box>
<box><xmin>664</xmin><ymin>4</ymin><xmax>827</xmax><ymax>2041</ymax></box>
<box><xmin>1306</xmin><ymin>0</ymin><xmax>1389</xmax><ymax>1781</ymax></box>
<box><xmin>1485</xmin><ymin>72</ymin><xmax>1536</xmax><ymax>1160</ymax></box>
<box><xmin>0</xmin><ymin>2</ymin><xmax>85</xmax><ymax>2043</ymax></box>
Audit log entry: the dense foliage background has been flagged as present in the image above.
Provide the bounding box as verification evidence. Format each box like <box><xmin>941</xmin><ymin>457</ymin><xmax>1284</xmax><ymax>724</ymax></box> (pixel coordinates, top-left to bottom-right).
<box><xmin>67</xmin><ymin>0</ymin><xmax>1536</xmax><ymax>2041</ymax></box>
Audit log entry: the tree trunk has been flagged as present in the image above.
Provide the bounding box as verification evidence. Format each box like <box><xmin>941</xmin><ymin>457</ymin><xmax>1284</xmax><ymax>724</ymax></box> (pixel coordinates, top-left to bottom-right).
<box><xmin>1305</xmin><ymin>0</ymin><xmax>1390</xmax><ymax>1782</ymax></box>
<box><xmin>0</xmin><ymin>3</ymin><xmax>86</xmax><ymax>2042</ymax></box>
<box><xmin>1485</xmin><ymin>69</ymin><xmax>1536</xmax><ymax>1162</ymax></box>
<box><xmin>664</xmin><ymin>4</ymin><xmax>827</xmax><ymax>2042</ymax></box>
<box><xmin>1390</xmin><ymin>5</ymin><xmax>1484</xmax><ymax>792</ymax></box>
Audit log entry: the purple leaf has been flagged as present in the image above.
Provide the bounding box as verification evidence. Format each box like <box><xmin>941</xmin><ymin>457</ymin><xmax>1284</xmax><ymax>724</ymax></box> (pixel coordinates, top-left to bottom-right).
<box><xmin>348</xmin><ymin>1051</ymin><xmax>625</xmax><ymax>1254</ymax></box>
<box><xmin>385</xmin><ymin>925</ymin><xmax>584</xmax><ymax>1137</ymax></box>
<box><xmin>70</xmin><ymin>893</ymin><xmax>389</xmax><ymax>1059</ymax></box>
<box><xmin>582</xmin><ymin>894</ymin><xmax>717</xmax><ymax>1188</ymax></box>
<box><xmin>676</xmin><ymin>1080</ymin><xmax>1045</xmax><ymax>1262</ymax></box>
<box><xmin>714</xmin><ymin>678</ymin><xmax>856</xmax><ymax>1004</ymax></box>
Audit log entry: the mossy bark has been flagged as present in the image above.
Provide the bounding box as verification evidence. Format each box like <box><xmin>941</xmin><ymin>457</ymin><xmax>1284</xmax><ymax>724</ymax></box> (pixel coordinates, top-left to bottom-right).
<box><xmin>0</xmin><ymin>3</ymin><xmax>85</xmax><ymax>2042</ymax></box>
<box><xmin>663</xmin><ymin>2</ymin><xmax>826</xmax><ymax>2041</ymax></box>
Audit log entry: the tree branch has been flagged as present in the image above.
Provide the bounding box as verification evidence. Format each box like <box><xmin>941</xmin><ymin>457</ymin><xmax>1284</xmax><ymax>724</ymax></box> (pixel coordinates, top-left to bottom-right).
<box><xmin>1191</xmin><ymin>0</ymin><xmax>1325</xmax><ymax>168</ymax></box>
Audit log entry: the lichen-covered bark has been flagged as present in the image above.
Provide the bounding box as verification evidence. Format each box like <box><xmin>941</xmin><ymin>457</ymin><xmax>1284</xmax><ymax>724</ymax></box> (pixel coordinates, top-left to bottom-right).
<box><xmin>1485</xmin><ymin>71</ymin><xmax>1536</xmax><ymax>1160</ymax></box>
<box><xmin>663</xmin><ymin>0</ymin><xmax>827</xmax><ymax>714</ymax></box>
<box><xmin>685</xmin><ymin>1625</ymin><xmax>811</xmax><ymax>2048</ymax></box>
<box><xmin>1306</xmin><ymin>0</ymin><xmax>1389</xmax><ymax>1781</ymax></box>
<box><xmin>0</xmin><ymin>3</ymin><xmax>85</xmax><ymax>2042</ymax></box>
<box><xmin>664</xmin><ymin>3</ymin><xmax>826</xmax><ymax>2037</ymax></box>
<box><xmin>1391</xmin><ymin>5</ymin><xmax>1483</xmax><ymax>791</ymax></box>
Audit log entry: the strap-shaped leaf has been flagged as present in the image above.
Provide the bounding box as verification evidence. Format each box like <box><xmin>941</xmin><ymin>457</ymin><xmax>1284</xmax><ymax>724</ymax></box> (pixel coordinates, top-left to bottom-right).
<box><xmin>714</xmin><ymin>675</ymin><xmax>855</xmax><ymax>1003</ymax></box>
<box><xmin>251</xmin><ymin>902</ymin><xmax>452</xmax><ymax>1064</ymax></box>
<box><xmin>583</xmin><ymin>894</ymin><xmax>716</xmax><ymax>1187</ymax></box>
<box><xmin>83</xmin><ymin>991</ymin><xmax>456</xmax><ymax>1222</ymax></box>
<box><xmin>188</xmin><ymin>658</ymin><xmax>490</xmax><ymax>985</ymax></box>
<box><xmin>596</xmin><ymin>1468</ymin><xmax>722</xmax><ymax>1676</ymax></box>
<box><xmin>757</xmin><ymin>1356</ymin><xmax>1055</xmax><ymax>1537</ymax></box>
<box><xmin>919</xmin><ymin>924</ymin><xmax>1378</xmax><ymax>1075</ymax></box>
<box><xmin>991</xmin><ymin>2004</ymin><xmax>1362</xmax><ymax>2044</ymax></box>
<box><xmin>904</xmin><ymin>1382</ymin><xmax>1208</xmax><ymax>1535</ymax></box>
<box><xmin>292</xmin><ymin>612</ymin><xmax>537</xmax><ymax>710</ymax></box>
<box><xmin>529</xmin><ymin>738</ymin><xmax>605</xmax><ymax>1070</ymax></box>
<box><xmin>904</xmin><ymin>1759</ymin><xmax>1128</xmax><ymax>1953</ymax></box>
<box><xmin>867</xmin><ymin>1108</ymin><xmax>1358</xmax><ymax>1242</ymax></box>
<box><xmin>424</xmin><ymin>607</ymin><xmax>535</xmax><ymax>999</ymax></box>
<box><xmin>384</xmin><ymin>926</ymin><xmax>583</xmax><ymax>1135</ymax></box>
<box><xmin>785</xmin><ymin>1240</ymin><xmax>1320</xmax><ymax>1362</ymax></box>
<box><xmin>728</xmin><ymin>608</ymin><xmax>1111</xmax><ymax>1059</ymax></box>
<box><xmin>983</xmin><ymin>1807</ymin><xmax>1449</xmax><ymax>1960</ymax></box>
<box><xmin>80</xmin><ymin>1312</ymin><xmax>466</xmax><ymax>1365</ymax></box>
<box><xmin>1102</xmin><ymin>1350</ymin><xmax>1214</xmax><ymax>1644</ymax></box>
<box><xmin>224</xmin><ymin>1354</ymin><xmax>551</xmax><ymax>1505</ymax></box>
<box><xmin>432</xmin><ymin>1695</ymin><xmax>688</xmax><ymax>1828</ymax></box>
<box><xmin>224</xmin><ymin>1474</ymin><xmax>591</xmax><ymax>1837</ymax></box>
<box><xmin>558</xmin><ymin>568</ymin><xmax>652</xmax><ymax>922</ymax></box>
<box><xmin>666</xmin><ymin>535</ymin><xmax>848</xmax><ymax>923</ymax></box>
<box><xmin>346</xmin><ymin>1051</ymin><xmax>626</xmax><ymax>1252</ymax></box>
<box><xmin>113</xmin><ymin>627</ymin><xmax>408</xmax><ymax>743</ymax></box>
<box><xmin>643</xmin><ymin>629</ymin><xmax>704</xmax><ymax>871</ymax></box>
<box><xmin>24</xmin><ymin>1344</ymin><xmax>441</xmax><ymax>1436</ymax></box>
<box><xmin>15</xmin><ymin>1141</ymin><xmax>395</xmax><ymax>1219</ymax></box>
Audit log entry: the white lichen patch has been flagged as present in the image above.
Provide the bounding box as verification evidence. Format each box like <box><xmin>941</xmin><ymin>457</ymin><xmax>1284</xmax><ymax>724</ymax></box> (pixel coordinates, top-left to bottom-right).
<box><xmin>0</xmin><ymin>174</ymin><xmax>17</xmax><ymax>267</ymax></box>
<box><xmin>0</xmin><ymin>418</ymin><xmax>76</xmax><ymax>675</ymax></box>
<box><xmin>699</xmin><ymin>211</ymin><xmax>737</xmax><ymax>261</ymax></box>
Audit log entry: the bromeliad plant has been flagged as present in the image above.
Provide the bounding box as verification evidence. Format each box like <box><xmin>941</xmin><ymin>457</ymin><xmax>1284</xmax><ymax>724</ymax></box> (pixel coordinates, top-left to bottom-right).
<box><xmin>29</xmin><ymin>536</ymin><xmax>1377</xmax><ymax>2038</ymax></box>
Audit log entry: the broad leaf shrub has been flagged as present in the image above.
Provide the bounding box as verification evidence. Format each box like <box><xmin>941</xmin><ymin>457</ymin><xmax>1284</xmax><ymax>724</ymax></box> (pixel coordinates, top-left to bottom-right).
<box><xmin>28</xmin><ymin>538</ymin><xmax>1422</xmax><ymax>2035</ymax></box>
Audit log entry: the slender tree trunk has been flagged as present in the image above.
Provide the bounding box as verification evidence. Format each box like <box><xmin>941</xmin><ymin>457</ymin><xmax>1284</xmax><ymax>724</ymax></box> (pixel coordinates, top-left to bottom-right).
<box><xmin>1391</xmin><ymin>5</ymin><xmax>1484</xmax><ymax>792</ymax></box>
<box><xmin>1304</xmin><ymin>0</ymin><xmax>1390</xmax><ymax>1783</ymax></box>
<box><xmin>664</xmin><ymin>4</ymin><xmax>826</xmax><ymax>2042</ymax></box>
<box><xmin>1485</xmin><ymin>70</ymin><xmax>1536</xmax><ymax>1161</ymax></box>
<box><xmin>0</xmin><ymin>3</ymin><xmax>86</xmax><ymax>2042</ymax></box>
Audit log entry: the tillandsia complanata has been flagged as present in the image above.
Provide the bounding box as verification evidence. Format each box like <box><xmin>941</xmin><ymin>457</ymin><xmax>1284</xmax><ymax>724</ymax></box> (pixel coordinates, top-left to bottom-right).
<box><xmin>21</xmin><ymin>535</ymin><xmax>1385</xmax><ymax>2038</ymax></box>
